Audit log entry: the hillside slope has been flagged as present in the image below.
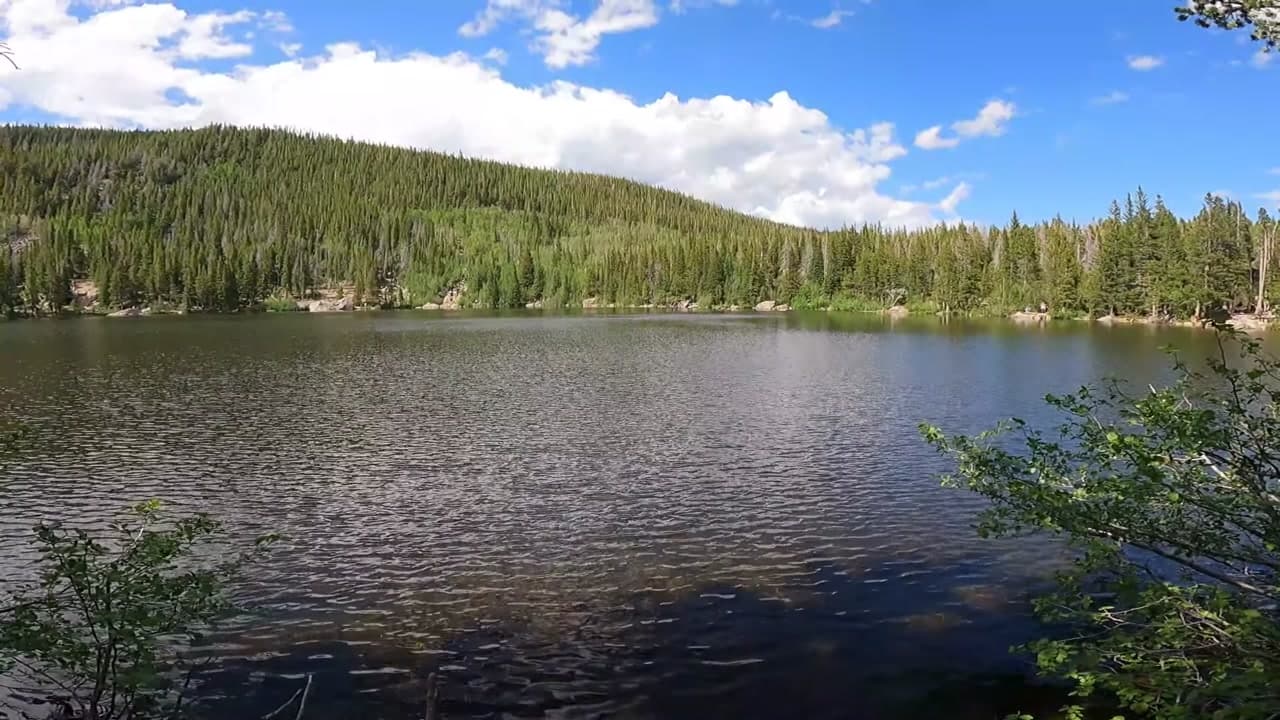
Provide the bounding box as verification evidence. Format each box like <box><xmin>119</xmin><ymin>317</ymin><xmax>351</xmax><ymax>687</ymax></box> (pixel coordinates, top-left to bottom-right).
<box><xmin>0</xmin><ymin>125</ymin><xmax>817</xmax><ymax>311</ymax></box>
<box><xmin>0</xmin><ymin>125</ymin><xmax>1272</xmax><ymax>318</ymax></box>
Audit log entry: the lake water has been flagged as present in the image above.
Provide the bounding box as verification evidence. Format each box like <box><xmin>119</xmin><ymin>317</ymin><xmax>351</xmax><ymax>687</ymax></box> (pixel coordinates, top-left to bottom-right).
<box><xmin>0</xmin><ymin>312</ymin><xmax>1254</xmax><ymax>719</ymax></box>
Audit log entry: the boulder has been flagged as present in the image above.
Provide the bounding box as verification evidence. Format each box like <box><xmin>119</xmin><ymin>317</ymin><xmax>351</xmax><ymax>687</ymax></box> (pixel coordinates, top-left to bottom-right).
<box><xmin>582</xmin><ymin>297</ymin><xmax>601</xmax><ymax>309</ymax></box>
<box><xmin>1228</xmin><ymin>314</ymin><xmax>1273</xmax><ymax>333</ymax></box>
<box><xmin>440</xmin><ymin>284</ymin><xmax>465</xmax><ymax>310</ymax></box>
<box><xmin>71</xmin><ymin>279</ymin><xmax>100</xmax><ymax>308</ymax></box>
<box><xmin>419</xmin><ymin>302</ymin><xmax>442</xmax><ymax>310</ymax></box>
<box><xmin>306</xmin><ymin>296</ymin><xmax>354</xmax><ymax>313</ymax></box>
<box><xmin>1096</xmin><ymin>314</ymin><xmax>1117</xmax><ymax>325</ymax></box>
<box><xmin>754</xmin><ymin>300</ymin><xmax>777</xmax><ymax>312</ymax></box>
<box><xmin>886</xmin><ymin>305</ymin><xmax>909</xmax><ymax>318</ymax></box>
<box><xmin>676</xmin><ymin>299</ymin><xmax>697</xmax><ymax>312</ymax></box>
<box><xmin>525</xmin><ymin>300</ymin><xmax>544</xmax><ymax>309</ymax></box>
<box><xmin>107</xmin><ymin>307</ymin><xmax>142</xmax><ymax>318</ymax></box>
<box><xmin>775</xmin><ymin>304</ymin><xmax>791</xmax><ymax>312</ymax></box>
<box><xmin>1010</xmin><ymin>311</ymin><xmax>1049</xmax><ymax>324</ymax></box>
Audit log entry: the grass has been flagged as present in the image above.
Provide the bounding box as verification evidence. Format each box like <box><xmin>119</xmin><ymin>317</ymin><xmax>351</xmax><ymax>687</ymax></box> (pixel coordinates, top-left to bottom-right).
<box><xmin>263</xmin><ymin>294</ymin><xmax>301</xmax><ymax>312</ymax></box>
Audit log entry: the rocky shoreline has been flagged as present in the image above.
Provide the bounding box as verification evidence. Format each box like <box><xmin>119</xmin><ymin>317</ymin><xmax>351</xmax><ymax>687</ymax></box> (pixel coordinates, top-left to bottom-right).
<box><xmin>7</xmin><ymin>280</ymin><xmax>1275</xmax><ymax>331</ymax></box>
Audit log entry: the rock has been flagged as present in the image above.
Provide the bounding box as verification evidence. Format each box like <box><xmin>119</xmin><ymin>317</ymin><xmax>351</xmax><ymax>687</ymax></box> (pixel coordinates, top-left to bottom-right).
<box><xmin>525</xmin><ymin>300</ymin><xmax>544</xmax><ymax>309</ymax></box>
<box><xmin>728</xmin><ymin>304</ymin><xmax>742</xmax><ymax>312</ymax></box>
<box><xmin>440</xmin><ymin>284</ymin><xmax>466</xmax><ymax>310</ymax></box>
<box><xmin>676</xmin><ymin>299</ymin><xmax>697</xmax><ymax>312</ymax></box>
<box><xmin>886</xmin><ymin>305</ymin><xmax>909</xmax><ymax>318</ymax></box>
<box><xmin>582</xmin><ymin>297</ymin><xmax>601</xmax><ymax>309</ymax></box>
<box><xmin>71</xmin><ymin>279</ymin><xmax>100</xmax><ymax>308</ymax></box>
<box><xmin>139</xmin><ymin>307</ymin><xmax>153</xmax><ymax>316</ymax></box>
<box><xmin>1096</xmin><ymin>314</ymin><xmax>1117</xmax><ymax>325</ymax></box>
<box><xmin>419</xmin><ymin>302</ymin><xmax>441</xmax><ymax>310</ymax></box>
<box><xmin>754</xmin><ymin>300</ymin><xmax>777</xmax><ymax>312</ymax></box>
<box><xmin>306</xmin><ymin>296</ymin><xmax>354</xmax><ymax>312</ymax></box>
<box><xmin>1010</xmin><ymin>311</ymin><xmax>1050</xmax><ymax>324</ymax></box>
<box><xmin>1228</xmin><ymin>313</ymin><xmax>1273</xmax><ymax>333</ymax></box>
<box><xmin>775</xmin><ymin>304</ymin><xmax>791</xmax><ymax>312</ymax></box>
<box><xmin>107</xmin><ymin>307</ymin><xmax>142</xmax><ymax>318</ymax></box>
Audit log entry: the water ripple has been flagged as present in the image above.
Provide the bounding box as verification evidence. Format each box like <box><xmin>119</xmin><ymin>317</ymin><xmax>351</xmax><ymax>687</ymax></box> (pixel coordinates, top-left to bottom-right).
<box><xmin>0</xmin><ymin>312</ymin><xmax>1222</xmax><ymax>718</ymax></box>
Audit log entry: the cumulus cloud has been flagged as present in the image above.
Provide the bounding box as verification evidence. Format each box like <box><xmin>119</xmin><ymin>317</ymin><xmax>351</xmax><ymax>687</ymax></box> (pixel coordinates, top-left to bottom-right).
<box><xmin>459</xmin><ymin>0</ymin><xmax>660</xmax><ymax>68</ymax></box>
<box><xmin>1256</xmin><ymin>190</ymin><xmax>1280</xmax><ymax>208</ymax></box>
<box><xmin>1127</xmin><ymin>54</ymin><xmax>1164</xmax><ymax>71</ymax></box>
<box><xmin>0</xmin><ymin>0</ymin><xmax>973</xmax><ymax>229</ymax></box>
<box><xmin>914</xmin><ymin>99</ymin><xmax>1016</xmax><ymax>150</ymax></box>
<box><xmin>177</xmin><ymin>10</ymin><xmax>254</xmax><ymax>59</ymax></box>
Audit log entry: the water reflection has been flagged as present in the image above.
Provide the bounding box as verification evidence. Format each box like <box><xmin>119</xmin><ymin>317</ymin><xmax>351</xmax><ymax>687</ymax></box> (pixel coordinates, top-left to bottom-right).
<box><xmin>0</xmin><ymin>312</ymin><xmax>1252</xmax><ymax>718</ymax></box>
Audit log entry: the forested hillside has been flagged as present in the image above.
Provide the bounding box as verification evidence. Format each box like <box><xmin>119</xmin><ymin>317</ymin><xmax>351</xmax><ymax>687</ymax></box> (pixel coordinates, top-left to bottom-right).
<box><xmin>0</xmin><ymin>125</ymin><xmax>1275</xmax><ymax>317</ymax></box>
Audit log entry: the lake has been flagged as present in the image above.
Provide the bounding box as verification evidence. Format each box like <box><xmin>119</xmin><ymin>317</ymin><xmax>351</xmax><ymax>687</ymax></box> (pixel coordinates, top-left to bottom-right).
<box><xmin>0</xmin><ymin>311</ymin><xmax>1255</xmax><ymax>719</ymax></box>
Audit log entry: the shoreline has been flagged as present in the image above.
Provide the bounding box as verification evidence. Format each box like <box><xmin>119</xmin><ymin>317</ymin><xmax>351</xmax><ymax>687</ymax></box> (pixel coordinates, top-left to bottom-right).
<box><xmin>4</xmin><ymin>303</ymin><xmax>1273</xmax><ymax>332</ymax></box>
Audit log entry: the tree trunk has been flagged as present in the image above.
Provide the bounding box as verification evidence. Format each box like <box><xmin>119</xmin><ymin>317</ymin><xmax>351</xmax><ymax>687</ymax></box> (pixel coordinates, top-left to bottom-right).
<box><xmin>1258</xmin><ymin>227</ymin><xmax>1273</xmax><ymax>316</ymax></box>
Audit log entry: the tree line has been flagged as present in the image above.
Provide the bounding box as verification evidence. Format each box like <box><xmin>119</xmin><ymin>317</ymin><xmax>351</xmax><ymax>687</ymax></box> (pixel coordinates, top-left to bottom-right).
<box><xmin>1</xmin><ymin>125</ymin><xmax>1276</xmax><ymax>318</ymax></box>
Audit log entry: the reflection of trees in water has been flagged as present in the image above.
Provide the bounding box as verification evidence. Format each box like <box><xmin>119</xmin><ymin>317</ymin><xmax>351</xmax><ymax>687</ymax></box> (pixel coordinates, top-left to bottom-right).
<box><xmin>199</xmin><ymin>559</ymin><xmax>1068</xmax><ymax>719</ymax></box>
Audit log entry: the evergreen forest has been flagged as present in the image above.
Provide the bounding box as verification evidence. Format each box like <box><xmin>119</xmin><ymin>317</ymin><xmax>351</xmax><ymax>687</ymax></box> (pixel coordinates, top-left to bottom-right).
<box><xmin>1</xmin><ymin>124</ymin><xmax>1276</xmax><ymax>318</ymax></box>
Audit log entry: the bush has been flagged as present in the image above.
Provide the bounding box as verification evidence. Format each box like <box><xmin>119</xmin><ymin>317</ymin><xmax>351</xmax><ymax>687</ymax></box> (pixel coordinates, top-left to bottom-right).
<box><xmin>0</xmin><ymin>501</ymin><xmax>277</xmax><ymax>720</ymax></box>
<box><xmin>922</xmin><ymin>329</ymin><xmax>1280</xmax><ymax>719</ymax></box>
<box><xmin>263</xmin><ymin>294</ymin><xmax>300</xmax><ymax>312</ymax></box>
<box><xmin>827</xmin><ymin>295</ymin><xmax>882</xmax><ymax>313</ymax></box>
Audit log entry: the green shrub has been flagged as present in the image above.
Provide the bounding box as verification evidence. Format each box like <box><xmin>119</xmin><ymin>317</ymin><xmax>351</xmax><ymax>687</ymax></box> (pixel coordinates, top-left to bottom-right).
<box><xmin>922</xmin><ymin>330</ymin><xmax>1280</xmax><ymax>719</ymax></box>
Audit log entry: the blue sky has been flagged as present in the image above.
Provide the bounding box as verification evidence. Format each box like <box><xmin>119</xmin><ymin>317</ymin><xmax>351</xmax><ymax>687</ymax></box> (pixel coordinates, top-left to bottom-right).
<box><xmin>1</xmin><ymin>0</ymin><xmax>1276</xmax><ymax>228</ymax></box>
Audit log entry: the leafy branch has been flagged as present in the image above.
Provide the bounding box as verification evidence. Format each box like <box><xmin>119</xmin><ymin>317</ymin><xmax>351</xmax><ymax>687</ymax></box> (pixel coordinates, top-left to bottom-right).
<box><xmin>0</xmin><ymin>501</ymin><xmax>279</xmax><ymax>720</ymax></box>
<box><xmin>922</xmin><ymin>327</ymin><xmax>1280</xmax><ymax>719</ymax></box>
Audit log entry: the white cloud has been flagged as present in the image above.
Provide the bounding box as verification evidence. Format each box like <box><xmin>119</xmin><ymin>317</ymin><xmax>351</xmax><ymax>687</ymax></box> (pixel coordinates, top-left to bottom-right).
<box><xmin>534</xmin><ymin>1</ymin><xmax>659</xmax><ymax>68</ymax></box>
<box><xmin>459</xmin><ymin>0</ymin><xmax>660</xmax><ymax>68</ymax></box>
<box><xmin>914</xmin><ymin>99</ymin><xmax>1016</xmax><ymax>150</ymax></box>
<box><xmin>1269</xmin><ymin>167</ymin><xmax>1280</xmax><ymax>176</ymax></box>
<box><xmin>1257</xmin><ymin>190</ymin><xmax>1280</xmax><ymax>209</ymax></box>
<box><xmin>938</xmin><ymin>182</ymin><xmax>970</xmax><ymax>215</ymax></box>
<box><xmin>952</xmin><ymin>99</ymin><xmax>1016</xmax><ymax>137</ymax></box>
<box><xmin>811</xmin><ymin>9</ymin><xmax>853</xmax><ymax>29</ymax></box>
<box><xmin>1090</xmin><ymin>90</ymin><xmax>1129</xmax><ymax>106</ymax></box>
<box><xmin>279</xmin><ymin>41</ymin><xmax>301</xmax><ymax>57</ymax></box>
<box><xmin>1252</xmin><ymin>48</ymin><xmax>1274</xmax><ymax>68</ymax></box>
<box><xmin>483</xmin><ymin>47</ymin><xmax>509</xmax><ymax>65</ymax></box>
<box><xmin>1127</xmin><ymin>54</ymin><xmax>1164</xmax><ymax>71</ymax></box>
<box><xmin>177</xmin><ymin>10</ymin><xmax>254</xmax><ymax>59</ymax></box>
<box><xmin>459</xmin><ymin>0</ymin><xmax>546</xmax><ymax>38</ymax></box>
<box><xmin>259</xmin><ymin>9</ymin><xmax>292</xmax><ymax>34</ymax></box>
<box><xmin>0</xmin><ymin>0</ymin><xmax>965</xmax><ymax>229</ymax></box>
<box><xmin>913</xmin><ymin>125</ymin><xmax>959</xmax><ymax>150</ymax></box>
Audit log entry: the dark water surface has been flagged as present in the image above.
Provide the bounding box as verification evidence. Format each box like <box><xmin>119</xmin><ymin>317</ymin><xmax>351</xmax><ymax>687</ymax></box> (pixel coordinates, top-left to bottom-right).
<box><xmin>0</xmin><ymin>312</ymin><xmax>1254</xmax><ymax>719</ymax></box>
